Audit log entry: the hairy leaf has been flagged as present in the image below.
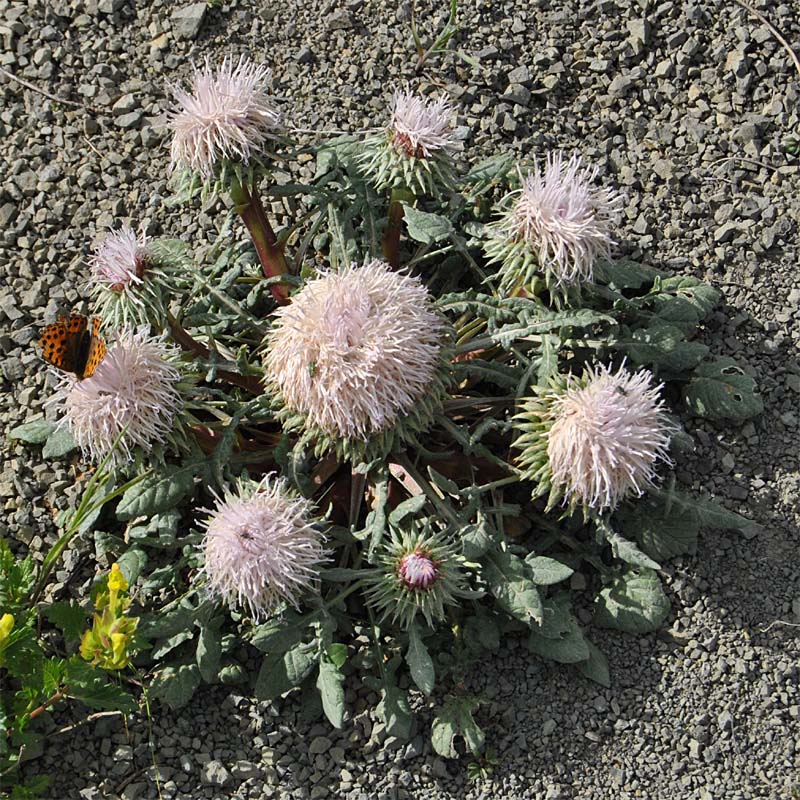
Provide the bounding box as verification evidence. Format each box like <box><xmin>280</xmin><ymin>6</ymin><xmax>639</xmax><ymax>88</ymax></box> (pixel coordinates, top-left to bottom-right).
<box><xmin>525</xmin><ymin>556</ymin><xmax>574</xmax><ymax>586</ymax></box>
<box><xmin>683</xmin><ymin>358</ymin><xmax>763</xmax><ymax>420</ymax></box>
<box><xmin>576</xmin><ymin>641</ymin><xmax>612</xmax><ymax>688</ymax></box>
<box><xmin>116</xmin><ymin>465</ymin><xmax>196</xmax><ymax>520</ymax></box>
<box><xmin>255</xmin><ymin>644</ymin><xmax>317</xmax><ymax>701</ymax></box>
<box><xmin>484</xmin><ymin>551</ymin><xmax>543</xmax><ymax>625</ymax></box>
<box><xmin>7</xmin><ymin>419</ymin><xmax>55</xmax><ymax>445</ymax></box>
<box><xmin>41</xmin><ymin>428</ymin><xmax>77</xmax><ymax>459</ymax></box>
<box><xmin>594</xmin><ymin>569</ymin><xmax>670</xmax><ymax>634</ymax></box>
<box><xmin>150</xmin><ymin>664</ymin><xmax>201</xmax><ymax>710</ymax></box>
<box><xmin>403</xmin><ymin>205</ymin><xmax>454</xmax><ymax>244</ymax></box>
<box><xmin>317</xmin><ymin>657</ymin><xmax>345</xmax><ymax>728</ymax></box>
<box><xmin>431</xmin><ymin>696</ymin><xmax>484</xmax><ymax>758</ymax></box>
<box><xmin>407</xmin><ymin>623</ymin><xmax>435</xmax><ymax>695</ymax></box>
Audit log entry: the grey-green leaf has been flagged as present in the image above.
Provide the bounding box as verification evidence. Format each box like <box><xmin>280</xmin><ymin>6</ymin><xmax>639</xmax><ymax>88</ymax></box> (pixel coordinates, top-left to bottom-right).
<box><xmin>525</xmin><ymin>556</ymin><xmax>574</xmax><ymax>586</ymax></box>
<box><xmin>407</xmin><ymin>623</ymin><xmax>435</xmax><ymax>695</ymax></box>
<box><xmin>575</xmin><ymin>641</ymin><xmax>611</xmax><ymax>688</ymax></box>
<box><xmin>317</xmin><ymin>658</ymin><xmax>346</xmax><ymax>728</ymax></box>
<box><xmin>150</xmin><ymin>664</ymin><xmax>201</xmax><ymax>710</ymax></box>
<box><xmin>596</xmin><ymin>519</ymin><xmax>661</xmax><ymax>570</ymax></box>
<box><xmin>683</xmin><ymin>357</ymin><xmax>763</xmax><ymax>420</ymax></box>
<box><xmin>431</xmin><ymin>696</ymin><xmax>485</xmax><ymax>759</ymax></box>
<box><xmin>42</xmin><ymin>427</ymin><xmax>77</xmax><ymax>459</ymax></box>
<box><xmin>594</xmin><ymin>569</ymin><xmax>671</xmax><ymax>634</ymax></box>
<box><xmin>8</xmin><ymin>419</ymin><xmax>55</xmax><ymax>444</ymax></box>
<box><xmin>403</xmin><ymin>205</ymin><xmax>454</xmax><ymax>244</ymax></box>
<box><xmin>254</xmin><ymin>644</ymin><xmax>317</xmax><ymax>701</ymax></box>
<box><xmin>197</xmin><ymin>626</ymin><xmax>222</xmax><ymax>683</ymax></box>
<box><xmin>116</xmin><ymin>465</ymin><xmax>196</xmax><ymax>520</ymax></box>
<box><xmin>484</xmin><ymin>550</ymin><xmax>543</xmax><ymax>625</ymax></box>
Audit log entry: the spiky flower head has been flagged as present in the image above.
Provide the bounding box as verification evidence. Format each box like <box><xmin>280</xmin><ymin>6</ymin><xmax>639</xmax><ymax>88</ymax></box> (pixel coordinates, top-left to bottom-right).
<box><xmin>513</xmin><ymin>363</ymin><xmax>675</xmax><ymax>514</ymax></box>
<box><xmin>359</xmin><ymin>89</ymin><xmax>459</xmax><ymax>196</ymax></box>
<box><xmin>199</xmin><ymin>476</ymin><xmax>327</xmax><ymax>621</ymax></box>
<box><xmin>88</xmin><ymin>227</ymin><xmax>182</xmax><ymax>329</ymax></box>
<box><xmin>47</xmin><ymin>328</ymin><xmax>187</xmax><ymax>467</ymax></box>
<box><xmin>166</xmin><ymin>56</ymin><xmax>283</xmax><ymax>195</ymax></box>
<box><xmin>263</xmin><ymin>259</ymin><xmax>452</xmax><ymax>461</ymax></box>
<box><xmin>484</xmin><ymin>153</ymin><xmax>622</xmax><ymax>305</ymax></box>
<box><xmin>365</xmin><ymin>525</ymin><xmax>471</xmax><ymax>630</ymax></box>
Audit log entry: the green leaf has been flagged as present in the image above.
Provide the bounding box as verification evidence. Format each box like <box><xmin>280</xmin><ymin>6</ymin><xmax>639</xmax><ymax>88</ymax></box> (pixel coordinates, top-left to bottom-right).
<box><xmin>138</xmin><ymin>604</ymin><xmax>195</xmax><ymax>640</ymax></box>
<box><xmin>406</xmin><ymin>623</ymin><xmax>435</xmax><ymax>695</ymax></box>
<box><xmin>427</xmin><ymin>467</ymin><xmax>459</xmax><ymax>496</ymax></box>
<box><xmin>525</xmin><ymin>556</ymin><xmax>574</xmax><ymax>586</ymax></box>
<box><xmin>683</xmin><ymin>357</ymin><xmax>763</xmax><ymax>420</ymax></box>
<box><xmin>196</xmin><ymin>626</ymin><xmax>222</xmax><ymax>683</ymax></box>
<box><xmin>116</xmin><ymin>465</ymin><xmax>196</xmax><ymax>520</ymax></box>
<box><xmin>44</xmin><ymin>602</ymin><xmax>87</xmax><ymax>643</ymax></box>
<box><xmin>376</xmin><ymin>681</ymin><xmax>412</xmax><ymax>740</ymax></box>
<box><xmin>614</xmin><ymin>496</ymin><xmax>699</xmax><ymax>562</ymax></box>
<box><xmin>484</xmin><ymin>550</ymin><xmax>543</xmax><ymax>625</ymax></box>
<box><xmin>461</xmin><ymin>516</ymin><xmax>494</xmax><ymax>560</ymax></box>
<box><xmin>65</xmin><ymin>658</ymin><xmax>137</xmax><ymax>714</ymax></box>
<box><xmin>650</xmin><ymin>277</ymin><xmax>721</xmax><ymax>328</ymax></box>
<box><xmin>254</xmin><ymin>644</ymin><xmax>317</xmax><ymax>701</ymax></box>
<box><xmin>150</xmin><ymin>664</ymin><xmax>201</xmax><ymax>710</ymax></box>
<box><xmin>463</xmin><ymin>610</ymin><xmax>500</xmax><ymax>652</ymax></box>
<box><xmin>594</xmin><ymin>259</ymin><xmax>662</xmax><ymax>289</ymax></box>
<box><xmin>623</xmin><ymin>322</ymin><xmax>709</xmax><ymax>375</ymax></box>
<box><xmin>403</xmin><ymin>205</ymin><xmax>454</xmax><ymax>244</ymax></box>
<box><xmin>431</xmin><ymin>696</ymin><xmax>484</xmax><ymax>758</ymax></box>
<box><xmin>326</xmin><ymin>642</ymin><xmax>347</xmax><ymax>669</ymax></box>
<box><xmin>529</xmin><ymin>623</ymin><xmax>589</xmax><ymax>664</ymax></box>
<box><xmin>387</xmin><ymin>494</ymin><xmax>427</xmax><ymax>525</ymax></box>
<box><xmin>249</xmin><ymin>614</ymin><xmax>315</xmax><ymax>655</ymax></box>
<box><xmin>316</xmin><ymin>657</ymin><xmax>345</xmax><ymax>728</ymax></box>
<box><xmin>41</xmin><ymin>427</ymin><xmax>77</xmax><ymax>459</ymax></box>
<box><xmin>7</xmin><ymin>419</ymin><xmax>55</xmax><ymax>445</ymax></box>
<box><xmin>596</xmin><ymin>518</ymin><xmax>661</xmax><ymax>570</ymax></box>
<box><xmin>116</xmin><ymin>548</ymin><xmax>147</xmax><ymax>585</ymax></box>
<box><xmin>575</xmin><ymin>641</ymin><xmax>611</xmax><ymax>688</ymax></box>
<box><xmin>594</xmin><ymin>569</ymin><xmax>671</xmax><ymax>634</ymax></box>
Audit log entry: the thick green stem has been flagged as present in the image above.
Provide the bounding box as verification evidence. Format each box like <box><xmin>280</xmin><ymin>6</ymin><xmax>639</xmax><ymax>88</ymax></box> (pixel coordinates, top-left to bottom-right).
<box><xmin>382</xmin><ymin>188</ymin><xmax>414</xmax><ymax>268</ymax></box>
<box><xmin>229</xmin><ymin>177</ymin><xmax>289</xmax><ymax>305</ymax></box>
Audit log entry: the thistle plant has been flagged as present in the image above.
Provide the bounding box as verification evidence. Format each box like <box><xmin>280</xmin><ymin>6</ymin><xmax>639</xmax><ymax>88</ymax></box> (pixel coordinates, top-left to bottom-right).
<box><xmin>484</xmin><ymin>153</ymin><xmax>623</xmax><ymax>305</ymax></box>
<box><xmin>88</xmin><ymin>226</ymin><xmax>183</xmax><ymax>330</ymax></box>
<box><xmin>166</xmin><ymin>56</ymin><xmax>289</xmax><ymax>303</ymax></box>
<box><xmin>360</xmin><ymin>89</ymin><xmax>459</xmax><ymax>266</ymax></box>
<box><xmin>13</xmin><ymin>57</ymin><xmax>764</xmax><ymax>775</ymax></box>
<box><xmin>46</xmin><ymin>328</ymin><xmax>189</xmax><ymax>468</ymax></box>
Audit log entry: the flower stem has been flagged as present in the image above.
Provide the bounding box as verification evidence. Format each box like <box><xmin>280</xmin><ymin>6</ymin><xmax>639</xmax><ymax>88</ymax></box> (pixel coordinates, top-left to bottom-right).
<box><xmin>29</xmin><ymin>689</ymin><xmax>66</xmax><ymax>721</ymax></box>
<box><xmin>382</xmin><ymin>188</ymin><xmax>414</xmax><ymax>268</ymax></box>
<box><xmin>229</xmin><ymin>176</ymin><xmax>289</xmax><ymax>305</ymax></box>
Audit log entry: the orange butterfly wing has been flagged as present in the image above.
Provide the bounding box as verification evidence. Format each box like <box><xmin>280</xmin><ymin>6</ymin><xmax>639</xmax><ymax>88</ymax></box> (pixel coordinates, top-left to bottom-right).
<box><xmin>82</xmin><ymin>317</ymin><xmax>107</xmax><ymax>378</ymax></box>
<box><xmin>38</xmin><ymin>315</ymin><xmax>106</xmax><ymax>379</ymax></box>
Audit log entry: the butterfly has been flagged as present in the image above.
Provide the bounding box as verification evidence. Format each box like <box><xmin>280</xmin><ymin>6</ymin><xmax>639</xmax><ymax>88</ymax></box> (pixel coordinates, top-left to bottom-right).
<box><xmin>38</xmin><ymin>314</ymin><xmax>107</xmax><ymax>379</ymax></box>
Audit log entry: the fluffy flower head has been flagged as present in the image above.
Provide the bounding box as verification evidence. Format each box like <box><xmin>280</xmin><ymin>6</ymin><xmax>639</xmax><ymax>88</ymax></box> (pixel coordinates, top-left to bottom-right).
<box><xmin>486</xmin><ymin>153</ymin><xmax>622</xmax><ymax>300</ymax></box>
<box><xmin>200</xmin><ymin>476</ymin><xmax>327</xmax><ymax>620</ymax></box>
<box><xmin>167</xmin><ymin>56</ymin><xmax>282</xmax><ymax>178</ymax></box>
<box><xmin>88</xmin><ymin>226</ymin><xmax>149</xmax><ymax>293</ymax></box>
<box><xmin>515</xmin><ymin>363</ymin><xmax>675</xmax><ymax>513</ymax></box>
<box><xmin>264</xmin><ymin>259</ymin><xmax>449</xmax><ymax>458</ymax></box>
<box><xmin>390</xmin><ymin>90</ymin><xmax>456</xmax><ymax>159</ymax></box>
<box><xmin>50</xmin><ymin>329</ymin><xmax>184</xmax><ymax>465</ymax></box>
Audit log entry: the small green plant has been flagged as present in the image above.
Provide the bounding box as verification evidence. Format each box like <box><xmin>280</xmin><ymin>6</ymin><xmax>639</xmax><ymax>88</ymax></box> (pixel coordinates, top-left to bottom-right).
<box><xmin>410</xmin><ymin>0</ymin><xmax>479</xmax><ymax>72</ymax></box>
<box><xmin>467</xmin><ymin>748</ymin><xmax>499</xmax><ymax>781</ymax></box>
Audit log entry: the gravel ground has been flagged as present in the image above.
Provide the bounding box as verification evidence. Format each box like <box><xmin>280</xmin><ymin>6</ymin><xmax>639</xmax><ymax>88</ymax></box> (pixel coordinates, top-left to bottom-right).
<box><xmin>1</xmin><ymin>0</ymin><xmax>799</xmax><ymax>798</ymax></box>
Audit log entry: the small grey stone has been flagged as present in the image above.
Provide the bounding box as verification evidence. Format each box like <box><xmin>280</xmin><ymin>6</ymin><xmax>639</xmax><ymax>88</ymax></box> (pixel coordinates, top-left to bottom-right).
<box><xmin>542</xmin><ymin>719</ymin><xmax>557</xmax><ymax>736</ymax></box>
<box><xmin>171</xmin><ymin>3</ymin><xmax>206</xmax><ymax>40</ymax></box>
<box><xmin>608</xmin><ymin>74</ymin><xmax>633</xmax><ymax>97</ymax></box>
<box><xmin>626</xmin><ymin>18</ymin><xmax>650</xmax><ymax>44</ymax></box>
<box><xmin>200</xmin><ymin>760</ymin><xmax>231</xmax><ymax>787</ymax></box>
<box><xmin>502</xmin><ymin>84</ymin><xmax>530</xmax><ymax>107</ymax></box>
<box><xmin>714</xmin><ymin>223</ymin><xmax>738</xmax><ymax>243</ymax></box>
<box><xmin>116</xmin><ymin>111</ymin><xmax>142</xmax><ymax>129</ymax></box>
<box><xmin>112</xmin><ymin>93</ymin><xmax>136</xmax><ymax>115</ymax></box>
<box><xmin>97</xmin><ymin>0</ymin><xmax>124</xmax><ymax>12</ymax></box>
<box><xmin>294</xmin><ymin>46</ymin><xmax>314</xmax><ymax>64</ymax></box>
<box><xmin>507</xmin><ymin>65</ymin><xmax>530</xmax><ymax>85</ymax></box>
<box><xmin>308</xmin><ymin>736</ymin><xmax>332</xmax><ymax>754</ymax></box>
<box><xmin>329</xmin><ymin>11</ymin><xmax>356</xmax><ymax>29</ymax></box>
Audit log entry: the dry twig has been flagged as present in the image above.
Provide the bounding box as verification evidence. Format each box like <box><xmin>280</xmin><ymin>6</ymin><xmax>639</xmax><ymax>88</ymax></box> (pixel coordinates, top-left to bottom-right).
<box><xmin>0</xmin><ymin>66</ymin><xmax>97</xmax><ymax>112</ymax></box>
<box><xmin>732</xmin><ymin>0</ymin><xmax>800</xmax><ymax>80</ymax></box>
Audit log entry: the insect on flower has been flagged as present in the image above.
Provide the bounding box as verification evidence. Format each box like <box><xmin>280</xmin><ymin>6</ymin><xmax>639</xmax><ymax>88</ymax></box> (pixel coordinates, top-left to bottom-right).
<box><xmin>38</xmin><ymin>314</ymin><xmax>107</xmax><ymax>380</ymax></box>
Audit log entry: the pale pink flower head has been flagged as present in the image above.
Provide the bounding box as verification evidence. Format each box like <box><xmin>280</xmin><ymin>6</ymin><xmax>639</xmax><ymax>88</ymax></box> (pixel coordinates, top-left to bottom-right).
<box><xmin>390</xmin><ymin>90</ymin><xmax>456</xmax><ymax>159</ymax></box>
<box><xmin>88</xmin><ymin>226</ymin><xmax>149</xmax><ymax>293</ymax></box>
<box><xmin>200</xmin><ymin>476</ymin><xmax>327</xmax><ymax>620</ymax></box>
<box><xmin>49</xmin><ymin>329</ymin><xmax>184</xmax><ymax>465</ymax></box>
<box><xmin>487</xmin><ymin>153</ymin><xmax>623</xmax><ymax>300</ymax></box>
<box><xmin>264</xmin><ymin>259</ymin><xmax>450</xmax><ymax>459</ymax></box>
<box><xmin>528</xmin><ymin>363</ymin><xmax>675</xmax><ymax>513</ymax></box>
<box><xmin>167</xmin><ymin>56</ymin><xmax>283</xmax><ymax>178</ymax></box>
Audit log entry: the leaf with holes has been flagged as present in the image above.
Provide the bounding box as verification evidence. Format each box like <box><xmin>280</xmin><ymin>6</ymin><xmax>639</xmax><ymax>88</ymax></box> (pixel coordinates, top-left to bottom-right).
<box><xmin>431</xmin><ymin>696</ymin><xmax>485</xmax><ymax>758</ymax></box>
<box><xmin>683</xmin><ymin>357</ymin><xmax>763</xmax><ymax>420</ymax></box>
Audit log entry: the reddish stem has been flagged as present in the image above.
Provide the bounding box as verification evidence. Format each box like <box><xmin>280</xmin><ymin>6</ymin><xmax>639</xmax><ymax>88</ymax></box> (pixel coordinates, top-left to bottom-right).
<box><xmin>29</xmin><ymin>689</ymin><xmax>66</xmax><ymax>721</ymax></box>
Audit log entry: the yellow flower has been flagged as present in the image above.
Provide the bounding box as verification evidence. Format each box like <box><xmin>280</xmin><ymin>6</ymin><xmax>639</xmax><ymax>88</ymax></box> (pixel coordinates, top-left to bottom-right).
<box><xmin>0</xmin><ymin>613</ymin><xmax>13</xmax><ymax>641</ymax></box>
<box><xmin>108</xmin><ymin>563</ymin><xmax>128</xmax><ymax>593</ymax></box>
